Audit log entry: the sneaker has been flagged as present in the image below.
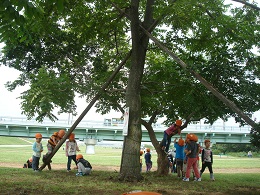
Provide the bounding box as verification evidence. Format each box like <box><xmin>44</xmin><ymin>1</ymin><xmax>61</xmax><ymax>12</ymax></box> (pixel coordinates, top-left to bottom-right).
<box><xmin>183</xmin><ymin>178</ymin><xmax>189</xmax><ymax>181</ymax></box>
<box><xmin>194</xmin><ymin>178</ymin><xmax>201</xmax><ymax>182</ymax></box>
<box><xmin>76</xmin><ymin>172</ymin><xmax>83</xmax><ymax>176</ymax></box>
<box><xmin>211</xmin><ymin>178</ymin><xmax>215</xmax><ymax>181</ymax></box>
<box><xmin>67</xmin><ymin>170</ymin><xmax>71</xmax><ymax>172</ymax></box>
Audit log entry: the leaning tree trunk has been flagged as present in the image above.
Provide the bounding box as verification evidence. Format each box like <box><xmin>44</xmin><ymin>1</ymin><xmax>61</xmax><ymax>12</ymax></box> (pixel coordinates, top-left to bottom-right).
<box><xmin>119</xmin><ymin>0</ymin><xmax>154</xmax><ymax>181</ymax></box>
<box><xmin>140</xmin><ymin>26</ymin><xmax>258</xmax><ymax>130</ymax></box>
<box><xmin>39</xmin><ymin>52</ymin><xmax>131</xmax><ymax>170</ymax></box>
<box><xmin>141</xmin><ymin>119</ymin><xmax>169</xmax><ymax>175</ymax></box>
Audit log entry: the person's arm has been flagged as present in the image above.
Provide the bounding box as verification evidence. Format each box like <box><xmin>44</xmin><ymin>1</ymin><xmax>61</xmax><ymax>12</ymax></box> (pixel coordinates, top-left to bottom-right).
<box><xmin>76</xmin><ymin>141</ymin><xmax>80</xmax><ymax>152</ymax></box>
<box><xmin>32</xmin><ymin>142</ymin><xmax>37</xmax><ymax>152</ymax></box>
<box><xmin>65</xmin><ymin>141</ymin><xmax>68</xmax><ymax>156</ymax></box>
<box><xmin>201</xmin><ymin>149</ymin><xmax>205</xmax><ymax>163</ymax></box>
<box><xmin>210</xmin><ymin>150</ymin><xmax>213</xmax><ymax>164</ymax></box>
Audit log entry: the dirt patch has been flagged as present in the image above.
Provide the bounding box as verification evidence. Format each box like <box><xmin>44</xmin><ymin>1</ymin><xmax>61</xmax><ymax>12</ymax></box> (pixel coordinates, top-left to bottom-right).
<box><xmin>1</xmin><ymin>162</ymin><xmax>260</xmax><ymax>173</ymax></box>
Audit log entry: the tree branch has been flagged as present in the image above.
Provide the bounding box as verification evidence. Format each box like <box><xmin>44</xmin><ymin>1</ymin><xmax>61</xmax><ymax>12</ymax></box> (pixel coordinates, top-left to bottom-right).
<box><xmin>231</xmin><ymin>0</ymin><xmax>260</xmax><ymax>11</ymax></box>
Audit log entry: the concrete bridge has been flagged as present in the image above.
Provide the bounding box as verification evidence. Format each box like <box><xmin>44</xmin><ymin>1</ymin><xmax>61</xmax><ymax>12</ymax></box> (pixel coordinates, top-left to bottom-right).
<box><xmin>0</xmin><ymin>116</ymin><xmax>251</xmax><ymax>145</ymax></box>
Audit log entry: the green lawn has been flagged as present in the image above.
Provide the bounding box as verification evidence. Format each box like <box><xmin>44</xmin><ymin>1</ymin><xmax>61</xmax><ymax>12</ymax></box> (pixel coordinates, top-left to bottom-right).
<box><xmin>0</xmin><ymin>136</ymin><xmax>260</xmax><ymax>194</ymax></box>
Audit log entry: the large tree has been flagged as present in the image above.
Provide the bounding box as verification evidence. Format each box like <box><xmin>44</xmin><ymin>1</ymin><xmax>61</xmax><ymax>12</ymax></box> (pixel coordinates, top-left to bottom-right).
<box><xmin>1</xmin><ymin>0</ymin><xmax>260</xmax><ymax>178</ymax></box>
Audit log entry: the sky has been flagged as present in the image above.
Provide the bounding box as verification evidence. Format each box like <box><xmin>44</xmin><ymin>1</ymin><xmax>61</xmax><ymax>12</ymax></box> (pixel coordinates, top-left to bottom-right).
<box><xmin>0</xmin><ymin>65</ymin><xmax>121</xmax><ymax>121</ymax></box>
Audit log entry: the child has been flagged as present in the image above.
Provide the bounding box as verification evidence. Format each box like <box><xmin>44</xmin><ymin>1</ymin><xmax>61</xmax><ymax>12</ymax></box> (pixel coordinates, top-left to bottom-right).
<box><xmin>76</xmin><ymin>154</ymin><xmax>92</xmax><ymax>176</ymax></box>
<box><xmin>65</xmin><ymin>133</ymin><xmax>80</xmax><ymax>172</ymax></box>
<box><xmin>174</xmin><ymin>137</ymin><xmax>185</xmax><ymax>178</ymax></box>
<box><xmin>167</xmin><ymin>151</ymin><xmax>176</xmax><ymax>173</ymax></box>
<box><xmin>200</xmin><ymin>139</ymin><xmax>215</xmax><ymax>181</ymax></box>
<box><xmin>32</xmin><ymin>133</ymin><xmax>43</xmax><ymax>171</ymax></box>
<box><xmin>183</xmin><ymin>133</ymin><xmax>201</xmax><ymax>182</ymax></box>
<box><xmin>161</xmin><ymin>120</ymin><xmax>182</xmax><ymax>153</ymax></box>
<box><xmin>23</xmin><ymin>157</ymin><xmax>33</xmax><ymax>168</ymax></box>
<box><xmin>43</xmin><ymin>130</ymin><xmax>65</xmax><ymax>170</ymax></box>
<box><xmin>140</xmin><ymin>150</ymin><xmax>144</xmax><ymax>172</ymax></box>
<box><xmin>144</xmin><ymin>148</ymin><xmax>152</xmax><ymax>172</ymax></box>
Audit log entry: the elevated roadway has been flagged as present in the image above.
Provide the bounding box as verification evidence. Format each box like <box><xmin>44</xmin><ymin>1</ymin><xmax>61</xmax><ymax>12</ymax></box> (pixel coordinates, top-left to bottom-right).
<box><xmin>0</xmin><ymin>116</ymin><xmax>251</xmax><ymax>144</ymax></box>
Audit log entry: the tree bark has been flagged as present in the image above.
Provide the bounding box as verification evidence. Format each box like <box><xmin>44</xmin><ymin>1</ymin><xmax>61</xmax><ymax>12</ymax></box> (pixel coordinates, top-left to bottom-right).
<box><xmin>119</xmin><ymin>0</ymin><xmax>154</xmax><ymax>181</ymax></box>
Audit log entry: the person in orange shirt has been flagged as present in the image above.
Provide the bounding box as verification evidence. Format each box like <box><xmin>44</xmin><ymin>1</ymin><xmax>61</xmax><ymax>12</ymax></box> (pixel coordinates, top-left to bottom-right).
<box><xmin>42</xmin><ymin>130</ymin><xmax>66</xmax><ymax>170</ymax></box>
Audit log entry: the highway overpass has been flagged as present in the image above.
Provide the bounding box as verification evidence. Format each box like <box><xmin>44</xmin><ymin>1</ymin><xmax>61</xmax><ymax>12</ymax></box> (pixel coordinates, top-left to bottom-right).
<box><xmin>0</xmin><ymin>116</ymin><xmax>252</xmax><ymax>144</ymax></box>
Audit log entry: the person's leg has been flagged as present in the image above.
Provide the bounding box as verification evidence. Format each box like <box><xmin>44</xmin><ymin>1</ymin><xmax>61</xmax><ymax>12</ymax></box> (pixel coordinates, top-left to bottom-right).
<box><xmin>72</xmin><ymin>155</ymin><xmax>77</xmax><ymax>165</ymax></box>
<box><xmin>47</xmin><ymin>143</ymin><xmax>53</xmax><ymax>155</ymax></box>
<box><xmin>185</xmin><ymin>158</ymin><xmax>193</xmax><ymax>179</ymax></box>
<box><xmin>76</xmin><ymin>162</ymin><xmax>84</xmax><ymax>176</ymax></box>
<box><xmin>165</xmin><ymin>136</ymin><xmax>171</xmax><ymax>152</ymax></box>
<box><xmin>176</xmin><ymin>159</ymin><xmax>181</xmax><ymax>177</ymax></box>
<box><xmin>200</xmin><ymin>162</ymin><xmax>206</xmax><ymax>176</ymax></box>
<box><xmin>192</xmin><ymin>159</ymin><xmax>200</xmax><ymax>180</ymax></box>
<box><xmin>32</xmin><ymin>156</ymin><xmax>37</xmax><ymax>170</ymax></box>
<box><xmin>183</xmin><ymin>161</ymin><xmax>187</xmax><ymax>178</ymax></box>
<box><xmin>207</xmin><ymin>162</ymin><xmax>215</xmax><ymax>180</ymax></box>
<box><xmin>67</xmin><ymin>156</ymin><xmax>72</xmax><ymax>171</ymax></box>
<box><xmin>162</xmin><ymin>132</ymin><xmax>168</xmax><ymax>149</ymax></box>
<box><xmin>180</xmin><ymin>161</ymin><xmax>184</xmax><ymax>177</ymax></box>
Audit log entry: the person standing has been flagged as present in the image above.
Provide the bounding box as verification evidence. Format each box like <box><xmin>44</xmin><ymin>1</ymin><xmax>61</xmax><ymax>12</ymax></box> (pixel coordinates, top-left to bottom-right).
<box><xmin>32</xmin><ymin>133</ymin><xmax>43</xmax><ymax>171</ymax></box>
<box><xmin>140</xmin><ymin>150</ymin><xmax>144</xmax><ymax>172</ymax></box>
<box><xmin>65</xmin><ymin>133</ymin><xmax>80</xmax><ymax>172</ymax></box>
<box><xmin>144</xmin><ymin>148</ymin><xmax>152</xmax><ymax>172</ymax></box>
<box><xmin>174</xmin><ymin>137</ymin><xmax>185</xmax><ymax>178</ymax></box>
<box><xmin>161</xmin><ymin>120</ymin><xmax>182</xmax><ymax>153</ymax></box>
<box><xmin>183</xmin><ymin>133</ymin><xmax>201</xmax><ymax>182</ymax></box>
<box><xmin>200</xmin><ymin>139</ymin><xmax>215</xmax><ymax>181</ymax></box>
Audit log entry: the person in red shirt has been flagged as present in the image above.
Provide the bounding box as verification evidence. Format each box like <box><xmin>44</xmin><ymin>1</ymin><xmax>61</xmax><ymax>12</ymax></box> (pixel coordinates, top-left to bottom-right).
<box><xmin>161</xmin><ymin>120</ymin><xmax>182</xmax><ymax>153</ymax></box>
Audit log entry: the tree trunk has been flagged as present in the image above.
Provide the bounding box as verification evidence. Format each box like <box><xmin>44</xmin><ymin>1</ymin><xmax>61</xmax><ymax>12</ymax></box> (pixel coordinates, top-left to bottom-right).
<box><xmin>119</xmin><ymin>0</ymin><xmax>154</xmax><ymax>181</ymax></box>
<box><xmin>141</xmin><ymin>112</ymin><xmax>195</xmax><ymax>175</ymax></box>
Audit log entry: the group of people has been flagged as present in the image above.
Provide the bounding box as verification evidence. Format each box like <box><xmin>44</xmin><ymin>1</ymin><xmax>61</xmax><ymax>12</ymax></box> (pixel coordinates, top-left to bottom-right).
<box><xmin>140</xmin><ymin>148</ymin><xmax>152</xmax><ymax>172</ymax></box>
<box><xmin>162</xmin><ymin>120</ymin><xmax>215</xmax><ymax>182</ymax></box>
<box><xmin>24</xmin><ymin>130</ymin><xmax>92</xmax><ymax>176</ymax></box>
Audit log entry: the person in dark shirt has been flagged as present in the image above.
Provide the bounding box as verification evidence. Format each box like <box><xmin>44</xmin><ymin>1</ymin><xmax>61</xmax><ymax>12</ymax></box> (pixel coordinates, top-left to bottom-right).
<box><xmin>76</xmin><ymin>154</ymin><xmax>92</xmax><ymax>176</ymax></box>
<box><xmin>23</xmin><ymin>157</ymin><xmax>33</xmax><ymax>168</ymax></box>
<box><xmin>144</xmin><ymin>148</ymin><xmax>152</xmax><ymax>172</ymax></box>
<box><xmin>183</xmin><ymin>133</ymin><xmax>201</xmax><ymax>182</ymax></box>
<box><xmin>200</xmin><ymin>139</ymin><xmax>215</xmax><ymax>181</ymax></box>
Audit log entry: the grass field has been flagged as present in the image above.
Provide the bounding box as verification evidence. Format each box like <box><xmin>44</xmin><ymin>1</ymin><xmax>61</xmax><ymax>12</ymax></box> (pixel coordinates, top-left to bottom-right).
<box><xmin>0</xmin><ymin>136</ymin><xmax>260</xmax><ymax>194</ymax></box>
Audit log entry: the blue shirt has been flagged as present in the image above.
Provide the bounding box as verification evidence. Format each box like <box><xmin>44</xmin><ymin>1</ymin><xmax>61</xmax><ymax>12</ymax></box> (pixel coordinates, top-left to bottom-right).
<box><xmin>144</xmin><ymin>152</ymin><xmax>152</xmax><ymax>163</ymax></box>
<box><xmin>174</xmin><ymin>142</ymin><xmax>184</xmax><ymax>160</ymax></box>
